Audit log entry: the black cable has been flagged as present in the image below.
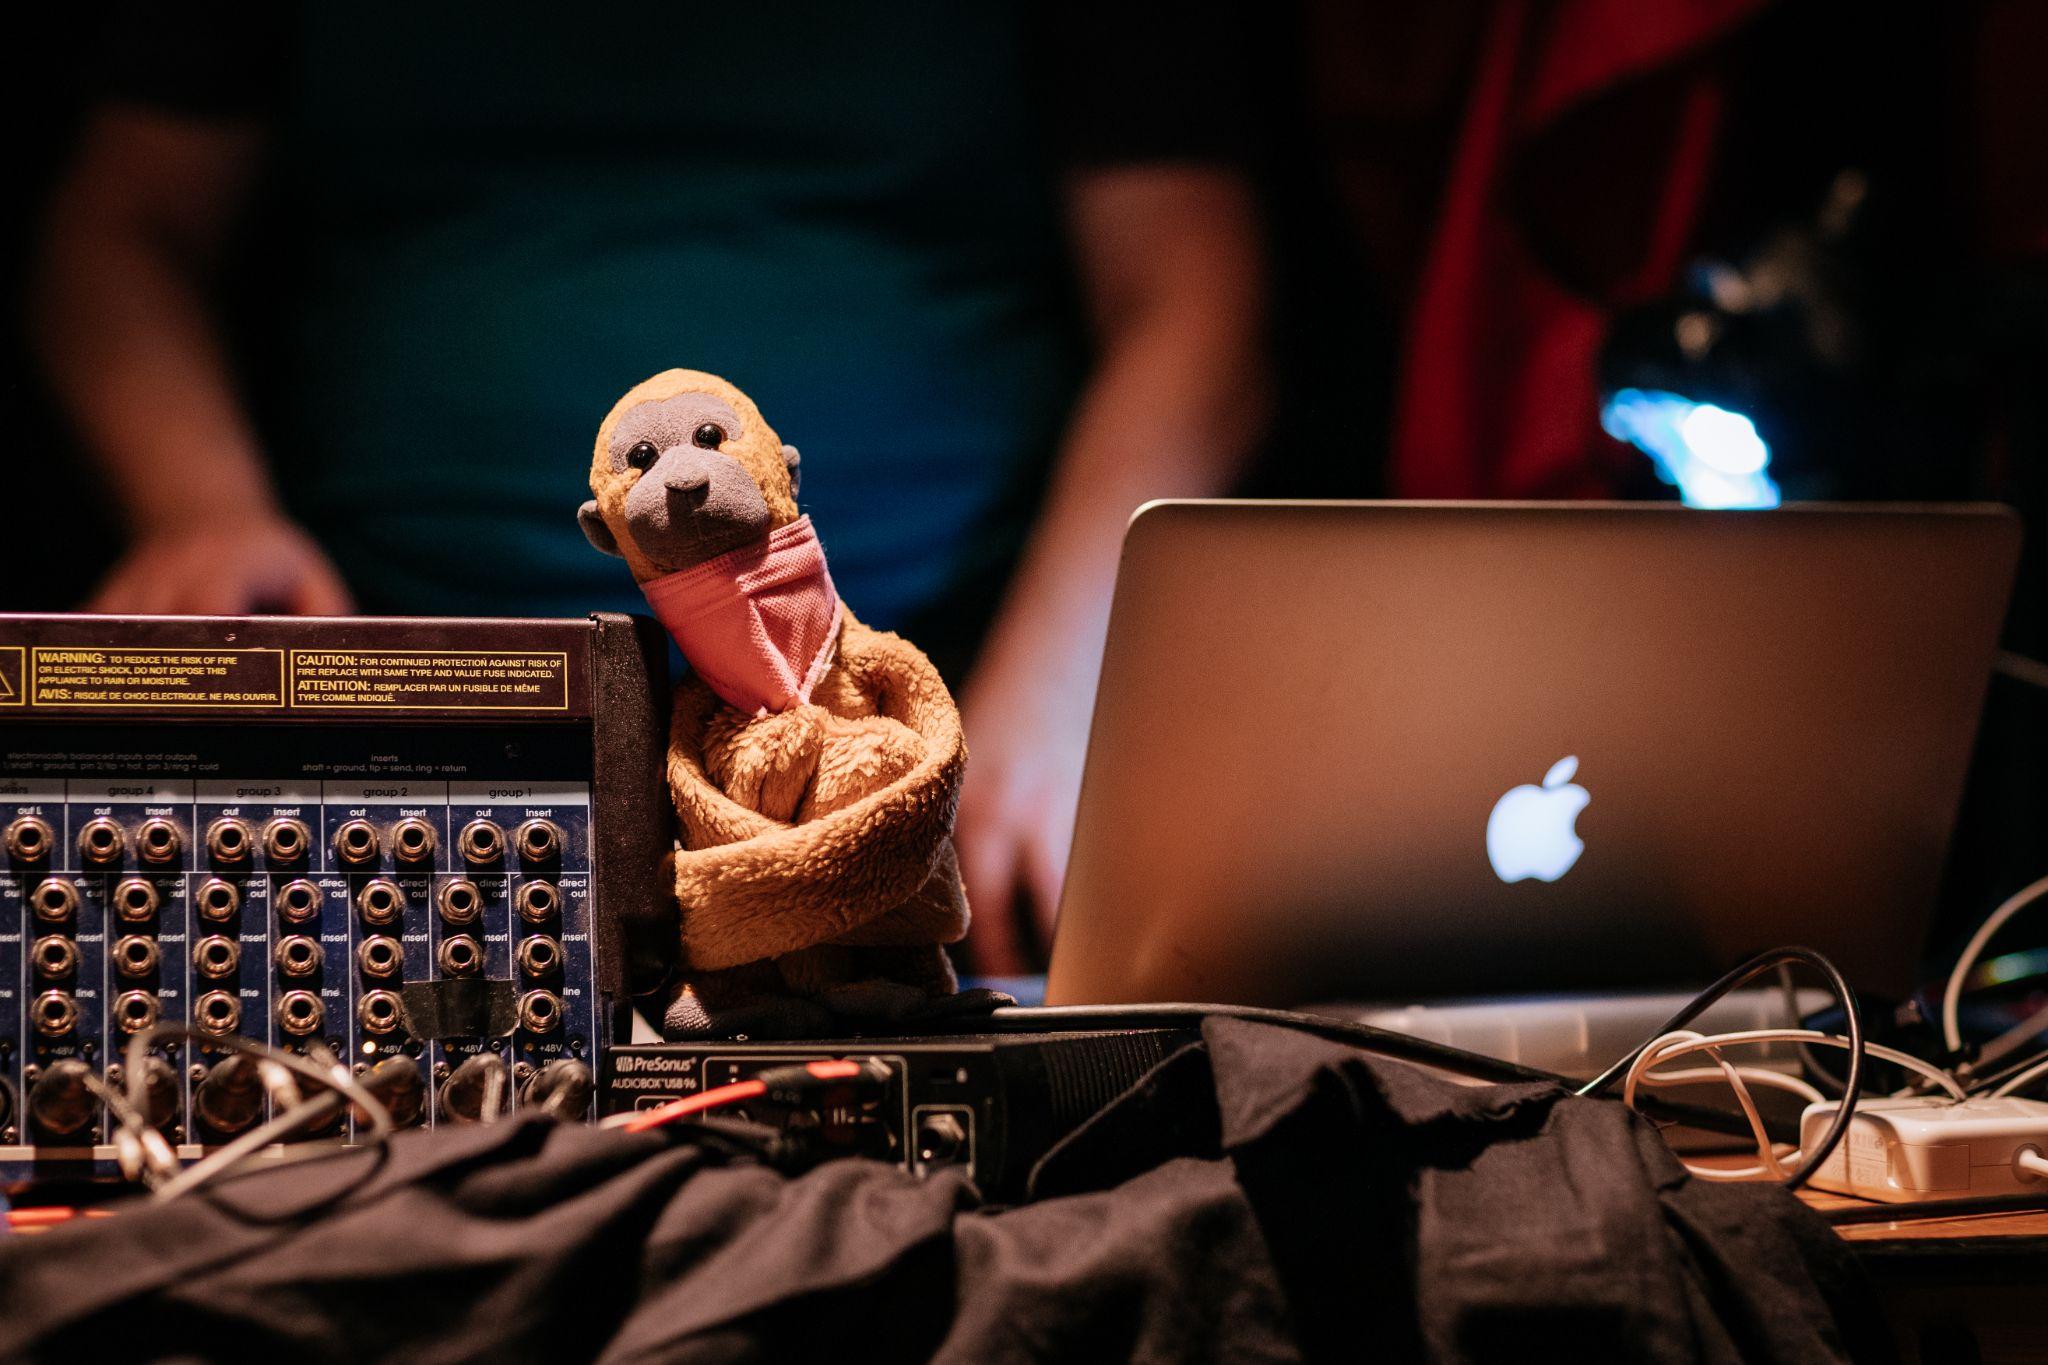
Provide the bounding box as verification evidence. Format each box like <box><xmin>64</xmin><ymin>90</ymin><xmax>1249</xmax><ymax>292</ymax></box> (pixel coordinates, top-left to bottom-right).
<box><xmin>990</xmin><ymin>1002</ymin><xmax>1562</xmax><ymax>1086</ymax></box>
<box><xmin>1576</xmin><ymin>946</ymin><xmax>1864</xmax><ymax>1192</ymax></box>
<box><xmin>993</xmin><ymin>1002</ymin><xmax>1768</xmax><ymax>1139</ymax></box>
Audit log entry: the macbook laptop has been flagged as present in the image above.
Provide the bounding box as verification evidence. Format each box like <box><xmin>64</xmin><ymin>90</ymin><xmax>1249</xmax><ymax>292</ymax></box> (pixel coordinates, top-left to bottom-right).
<box><xmin>1044</xmin><ymin>501</ymin><xmax>2020</xmax><ymax>1032</ymax></box>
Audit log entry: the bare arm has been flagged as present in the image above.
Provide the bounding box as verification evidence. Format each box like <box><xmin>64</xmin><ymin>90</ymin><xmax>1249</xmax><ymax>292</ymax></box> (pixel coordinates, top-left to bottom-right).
<box><xmin>33</xmin><ymin>108</ymin><xmax>351</xmax><ymax>614</ymax></box>
<box><xmin>956</xmin><ymin>164</ymin><xmax>1269</xmax><ymax>974</ymax></box>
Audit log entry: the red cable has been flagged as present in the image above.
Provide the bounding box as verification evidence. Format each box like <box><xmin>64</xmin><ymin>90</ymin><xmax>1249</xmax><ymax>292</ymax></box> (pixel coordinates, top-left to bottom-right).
<box><xmin>622</xmin><ymin>1078</ymin><xmax>768</xmax><ymax>1134</ymax></box>
<box><xmin>6</xmin><ymin>1207</ymin><xmax>114</xmax><ymax>1229</ymax></box>
<box><xmin>621</xmin><ymin>1058</ymin><xmax>878</xmax><ymax>1134</ymax></box>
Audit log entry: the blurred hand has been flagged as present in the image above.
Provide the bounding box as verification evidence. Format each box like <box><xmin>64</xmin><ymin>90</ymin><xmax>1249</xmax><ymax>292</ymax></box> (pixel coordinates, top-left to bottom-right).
<box><xmin>87</xmin><ymin>516</ymin><xmax>354</xmax><ymax>615</ymax></box>
<box><xmin>955</xmin><ymin>646</ymin><xmax>1092</xmax><ymax>977</ymax></box>
<box><xmin>953</xmin><ymin>164</ymin><xmax>1266</xmax><ymax>978</ymax></box>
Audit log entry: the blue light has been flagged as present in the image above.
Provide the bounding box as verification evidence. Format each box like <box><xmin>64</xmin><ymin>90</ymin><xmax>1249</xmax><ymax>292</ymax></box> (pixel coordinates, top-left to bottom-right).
<box><xmin>1600</xmin><ymin>388</ymin><xmax>1781</xmax><ymax>509</ymax></box>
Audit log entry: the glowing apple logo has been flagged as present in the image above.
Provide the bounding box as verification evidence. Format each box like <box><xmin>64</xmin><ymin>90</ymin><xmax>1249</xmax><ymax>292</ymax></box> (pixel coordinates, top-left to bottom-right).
<box><xmin>1486</xmin><ymin>756</ymin><xmax>1589</xmax><ymax>884</ymax></box>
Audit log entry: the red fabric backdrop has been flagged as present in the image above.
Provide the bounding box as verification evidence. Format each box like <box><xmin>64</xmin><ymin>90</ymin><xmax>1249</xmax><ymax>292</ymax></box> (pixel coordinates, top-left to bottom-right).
<box><xmin>1307</xmin><ymin>0</ymin><xmax>1772</xmax><ymax>497</ymax></box>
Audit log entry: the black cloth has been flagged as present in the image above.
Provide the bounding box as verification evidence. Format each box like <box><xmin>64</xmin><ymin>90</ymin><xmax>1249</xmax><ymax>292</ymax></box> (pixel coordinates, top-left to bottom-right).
<box><xmin>0</xmin><ymin>1019</ymin><xmax>1887</xmax><ymax>1362</ymax></box>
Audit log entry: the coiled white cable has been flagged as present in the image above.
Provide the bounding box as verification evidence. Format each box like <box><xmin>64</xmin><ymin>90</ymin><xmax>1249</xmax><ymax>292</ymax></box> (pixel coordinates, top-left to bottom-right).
<box><xmin>1623</xmin><ymin>1028</ymin><xmax>1968</xmax><ymax>1181</ymax></box>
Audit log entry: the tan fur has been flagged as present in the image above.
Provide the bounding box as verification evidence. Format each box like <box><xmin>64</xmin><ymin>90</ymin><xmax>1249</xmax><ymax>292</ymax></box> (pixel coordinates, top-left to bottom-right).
<box><xmin>588</xmin><ymin>372</ymin><xmax>969</xmax><ymax>1026</ymax></box>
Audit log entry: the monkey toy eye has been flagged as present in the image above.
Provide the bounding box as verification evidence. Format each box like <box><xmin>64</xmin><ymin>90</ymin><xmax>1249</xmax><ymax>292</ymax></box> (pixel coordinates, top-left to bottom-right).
<box><xmin>692</xmin><ymin>424</ymin><xmax>723</xmax><ymax>449</ymax></box>
<box><xmin>625</xmin><ymin>441</ymin><xmax>658</xmax><ymax>470</ymax></box>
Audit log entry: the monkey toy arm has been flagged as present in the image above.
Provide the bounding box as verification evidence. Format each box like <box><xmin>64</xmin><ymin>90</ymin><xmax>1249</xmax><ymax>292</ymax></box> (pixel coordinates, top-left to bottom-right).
<box><xmin>666</xmin><ymin>614</ymin><xmax>966</xmax><ymax>970</ymax></box>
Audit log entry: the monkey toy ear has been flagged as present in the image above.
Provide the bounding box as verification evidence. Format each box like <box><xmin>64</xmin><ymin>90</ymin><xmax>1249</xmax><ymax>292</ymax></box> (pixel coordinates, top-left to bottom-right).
<box><xmin>578</xmin><ymin>500</ymin><xmax>623</xmax><ymax>558</ymax></box>
<box><xmin>782</xmin><ymin>444</ymin><xmax>801</xmax><ymax>498</ymax></box>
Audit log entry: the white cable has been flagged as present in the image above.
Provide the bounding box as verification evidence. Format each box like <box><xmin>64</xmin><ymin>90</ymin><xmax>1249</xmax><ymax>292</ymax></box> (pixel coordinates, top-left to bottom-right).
<box><xmin>151</xmin><ymin>1094</ymin><xmax>347</xmax><ymax>1203</ymax></box>
<box><xmin>1631</xmin><ymin>1028</ymin><xmax>1966</xmax><ymax>1101</ymax></box>
<box><xmin>1705</xmin><ymin>1043</ymin><xmax>1790</xmax><ymax>1180</ymax></box>
<box><xmin>123</xmin><ymin>1026</ymin><xmax>397</xmax><ymax>1200</ymax></box>
<box><xmin>1621</xmin><ymin>1027</ymin><xmax>1976</xmax><ymax>1184</ymax></box>
<box><xmin>1942</xmin><ymin>872</ymin><xmax>2048</xmax><ymax>1053</ymax></box>
<box><xmin>124</xmin><ymin>1025</ymin><xmax>391</xmax><ymax>1143</ymax></box>
<box><xmin>1989</xmin><ymin>1052</ymin><xmax>2048</xmax><ymax>1099</ymax></box>
<box><xmin>477</xmin><ymin>1055</ymin><xmax>510</xmax><ymax>1124</ymax></box>
<box><xmin>1625</xmin><ymin>1031</ymin><xmax>1800</xmax><ymax>1180</ymax></box>
<box><xmin>2019</xmin><ymin>1151</ymin><xmax>2048</xmax><ymax>1181</ymax></box>
<box><xmin>1628</xmin><ymin>1063</ymin><xmax>1828</xmax><ymax>1107</ymax></box>
<box><xmin>82</xmin><ymin>1069</ymin><xmax>179</xmax><ymax>1187</ymax></box>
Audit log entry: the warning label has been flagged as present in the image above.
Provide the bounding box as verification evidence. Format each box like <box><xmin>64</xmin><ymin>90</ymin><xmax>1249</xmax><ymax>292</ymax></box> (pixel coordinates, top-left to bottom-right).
<box><xmin>288</xmin><ymin>650</ymin><xmax>569</xmax><ymax>711</ymax></box>
<box><xmin>0</xmin><ymin>646</ymin><xmax>21</xmax><ymax>706</ymax></box>
<box><xmin>30</xmin><ymin>647</ymin><xmax>285</xmax><ymax>709</ymax></box>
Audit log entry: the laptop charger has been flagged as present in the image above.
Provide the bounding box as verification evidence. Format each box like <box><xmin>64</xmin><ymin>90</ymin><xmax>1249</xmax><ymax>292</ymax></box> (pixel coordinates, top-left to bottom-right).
<box><xmin>1797</xmin><ymin>1095</ymin><xmax>2048</xmax><ymax>1204</ymax></box>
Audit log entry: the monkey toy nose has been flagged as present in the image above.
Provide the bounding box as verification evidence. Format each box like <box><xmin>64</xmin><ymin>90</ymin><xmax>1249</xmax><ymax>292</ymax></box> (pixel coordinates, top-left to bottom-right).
<box><xmin>659</xmin><ymin>448</ymin><xmax>716</xmax><ymax>494</ymax></box>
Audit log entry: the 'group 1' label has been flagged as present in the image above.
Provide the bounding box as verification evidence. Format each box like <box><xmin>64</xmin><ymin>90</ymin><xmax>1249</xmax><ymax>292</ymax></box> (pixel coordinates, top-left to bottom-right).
<box><xmin>288</xmin><ymin>650</ymin><xmax>569</xmax><ymax>711</ymax></box>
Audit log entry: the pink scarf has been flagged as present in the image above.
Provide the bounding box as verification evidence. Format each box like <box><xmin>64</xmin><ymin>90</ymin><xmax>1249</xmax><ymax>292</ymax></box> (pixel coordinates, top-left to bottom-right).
<box><xmin>639</xmin><ymin>516</ymin><xmax>841</xmax><ymax>716</ymax></box>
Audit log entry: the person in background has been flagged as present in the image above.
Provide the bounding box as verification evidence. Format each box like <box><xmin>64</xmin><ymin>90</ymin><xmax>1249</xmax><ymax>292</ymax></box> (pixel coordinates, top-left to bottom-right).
<box><xmin>31</xmin><ymin>3</ymin><xmax>1268</xmax><ymax>977</ymax></box>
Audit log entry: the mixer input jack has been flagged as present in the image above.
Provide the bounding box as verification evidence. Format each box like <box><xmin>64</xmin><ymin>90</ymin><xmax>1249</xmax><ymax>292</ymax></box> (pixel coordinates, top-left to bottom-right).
<box><xmin>263</xmin><ymin>817</ymin><xmax>310</xmax><ymax>864</ymax></box>
<box><xmin>392</xmin><ymin>817</ymin><xmax>438</xmax><ymax>864</ymax></box>
<box><xmin>78</xmin><ymin>817</ymin><xmax>125</xmax><ymax>866</ymax></box>
<box><xmin>437</xmin><ymin>935</ymin><xmax>483</xmax><ymax>977</ymax></box>
<box><xmin>457</xmin><ymin>819</ymin><xmax>505</xmax><ymax>866</ymax></box>
<box><xmin>112</xmin><ymin>934</ymin><xmax>161</xmax><ymax>979</ymax></box>
<box><xmin>275</xmin><ymin>934</ymin><xmax>323</xmax><ymax>978</ymax></box>
<box><xmin>193</xmin><ymin>1054</ymin><xmax>263</xmax><ymax>1134</ymax></box>
<box><xmin>31</xmin><ymin>935</ymin><xmax>79</xmax><ymax>981</ymax></box>
<box><xmin>438</xmin><ymin>1053</ymin><xmax>511</xmax><ymax>1125</ymax></box>
<box><xmin>32</xmin><ymin>991</ymin><xmax>80</xmax><ymax>1038</ymax></box>
<box><xmin>206</xmin><ymin>816</ymin><xmax>254</xmax><ymax>864</ymax></box>
<box><xmin>332</xmin><ymin>819</ymin><xmax>380</xmax><ymax>867</ymax></box>
<box><xmin>516</xmin><ymin>990</ymin><xmax>563</xmax><ymax>1034</ymax></box>
<box><xmin>112</xmin><ymin>876</ymin><xmax>160</xmax><ymax>923</ymax></box>
<box><xmin>193</xmin><ymin>934</ymin><xmax>241</xmax><ymax>979</ymax></box>
<box><xmin>275</xmin><ymin>877</ymin><xmax>320</xmax><ymax>924</ymax></box>
<box><xmin>357</xmin><ymin>935</ymin><xmax>403</xmax><ymax>979</ymax></box>
<box><xmin>516</xmin><ymin>879</ymin><xmax>560</xmax><ymax>924</ymax></box>
<box><xmin>29</xmin><ymin>878</ymin><xmax>78</xmax><ymax>924</ymax></box>
<box><xmin>514</xmin><ymin>819</ymin><xmax>563</xmax><ymax>864</ymax></box>
<box><xmin>114</xmin><ymin>990</ymin><xmax>161</xmax><ymax>1034</ymax></box>
<box><xmin>367</xmin><ymin>1058</ymin><xmax>426</xmax><ymax>1129</ymax></box>
<box><xmin>359</xmin><ymin>990</ymin><xmax>404</xmax><ymax>1036</ymax></box>
<box><xmin>194</xmin><ymin>990</ymin><xmax>241</xmax><ymax>1037</ymax></box>
<box><xmin>277</xmin><ymin>990</ymin><xmax>325</xmax><ymax>1037</ymax></box>
<box><xmin>437</xmin><ymin>878</ymin><xmax>483</xmax><ymax>926</ymax></box>
<box><xmin>137</xmin><ymin>817</ymin><xmax>182</xmax><ymax>865</ymax></box>
<box><xmin>4</xmin><ymin>815</ymin><xmax>53</xmax><ymax>863</ymax></box>
<box><xmin>195</xmin><ymin>876</ymin><xmax>242</xmax><ymax>922</ymax></box>
<box><xmin>26</xmin><ymin>1058</ymin><xmax>94</xmax><ymax>1137</ymax></box>
<box><xmin>356</xmin><ymin>878</ymin><xmax>404</xmax><ymax>926</ymax></box>
<box><xmin>515</xmin><ymin>935</ymin><xmax>563</xmax><ymax>978</ymax></box>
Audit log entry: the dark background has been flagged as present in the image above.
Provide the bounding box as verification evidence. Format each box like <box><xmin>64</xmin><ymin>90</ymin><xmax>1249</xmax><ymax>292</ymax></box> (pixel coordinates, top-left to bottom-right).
<box><xmin>5</xmin><ymin>0</ymin><xmax>2042</xmax><ymax>974</ymax></box>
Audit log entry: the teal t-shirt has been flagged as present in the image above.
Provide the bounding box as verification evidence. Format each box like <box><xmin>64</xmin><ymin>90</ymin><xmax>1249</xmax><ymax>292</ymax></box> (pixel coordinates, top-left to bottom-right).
<box><xmin>223</xmin><ymin>3</ymin><xmax>1084</xmax><ymax>631</ymax></box>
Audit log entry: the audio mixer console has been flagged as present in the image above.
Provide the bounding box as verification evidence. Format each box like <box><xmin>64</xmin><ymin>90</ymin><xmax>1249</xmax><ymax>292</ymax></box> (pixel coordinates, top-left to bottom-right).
<box><xmin>0</xmin><ymin>613</ymin><xmax>672</xmax><ymax>1179</ymax></box>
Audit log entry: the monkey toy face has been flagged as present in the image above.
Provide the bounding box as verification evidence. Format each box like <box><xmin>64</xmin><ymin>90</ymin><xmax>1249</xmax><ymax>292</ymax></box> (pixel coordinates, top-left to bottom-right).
<box><xmin>579</xmin><ymin>370</ymin><xmax>804</xmax><ymax>581</ymax></box>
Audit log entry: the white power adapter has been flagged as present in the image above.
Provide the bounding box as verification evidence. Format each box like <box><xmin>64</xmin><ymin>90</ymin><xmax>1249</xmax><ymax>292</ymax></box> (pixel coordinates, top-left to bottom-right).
<box><xmin>1798</xmin><ymin>1095</ymin><xmax>2048</xmax><ymax>1204</ymax></box>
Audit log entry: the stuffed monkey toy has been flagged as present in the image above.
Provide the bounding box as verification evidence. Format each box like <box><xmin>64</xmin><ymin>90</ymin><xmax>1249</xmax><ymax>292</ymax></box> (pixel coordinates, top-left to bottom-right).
<box><xmin>580</xmin><ymin>370</ymin><xmax>997</xmax><ymax>1038</ymax></box>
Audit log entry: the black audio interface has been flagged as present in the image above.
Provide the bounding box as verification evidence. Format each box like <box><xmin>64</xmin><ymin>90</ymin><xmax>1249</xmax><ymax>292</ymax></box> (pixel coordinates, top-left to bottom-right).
<box><xmin>0</xmin><ymin>613</ymin><xmax>672</xmax><ymax>1179</ymax></box>
<box><xmin>601</xmin><ymin>1027</ymin><xmax>1200</xmax><ymax>1199</ymax></box>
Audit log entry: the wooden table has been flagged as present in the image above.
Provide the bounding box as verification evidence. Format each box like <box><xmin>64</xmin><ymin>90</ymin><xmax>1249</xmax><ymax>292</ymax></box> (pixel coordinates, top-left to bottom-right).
<box><xmin>1799</xmin><ymin>1184</ymin><xmax>2048</xmax><ymax>1363</ymax></box>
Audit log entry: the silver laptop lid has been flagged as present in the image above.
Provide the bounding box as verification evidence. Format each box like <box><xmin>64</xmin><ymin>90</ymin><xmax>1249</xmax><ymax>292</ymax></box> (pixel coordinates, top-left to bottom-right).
<box><xmin>1046</xmin><ymin>501</ymin><xmax>2019</xmax><ymax>1006</ymax></box>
